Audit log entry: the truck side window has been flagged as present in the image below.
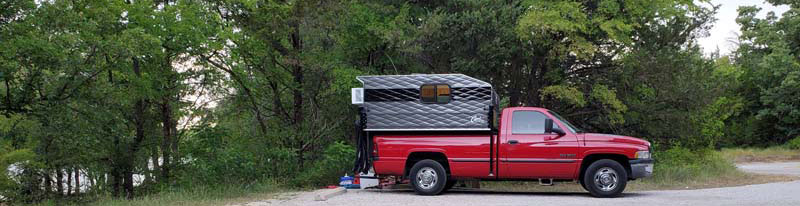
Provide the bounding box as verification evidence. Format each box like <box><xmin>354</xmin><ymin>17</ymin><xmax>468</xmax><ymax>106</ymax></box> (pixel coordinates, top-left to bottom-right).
<box><xmin>420</xmin><ymin>84</ymin><xmax>451</xmax><ymax>104</ymax></box>
<box><xmin>511</xmin><ymin>111</ymin><xmax>559</xmax><ymax>134</ymax></box>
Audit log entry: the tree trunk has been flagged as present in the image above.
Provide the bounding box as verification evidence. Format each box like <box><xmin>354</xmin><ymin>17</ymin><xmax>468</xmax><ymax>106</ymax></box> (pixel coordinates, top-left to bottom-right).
<box><xmin>111</xmin><ymin>168</ymin><xmax>121</xmax><ymax>198</ymax></box>
<box><xmin>508</xmin><ymin>55</ymin><xmax>523</xmax><ymax>107</ymax></box>
<box><xmin>43</xmin><ymin>172</ymin><xmax>52</xmax><ymax>197</ymax></box>
<box><xmin>56</xmin><ymin>168</ymin><xmax>63</xmax><ymax>196</ymax></box>
<box><xmin>4</xmin><ymin>79</ymin><xmax>10</xmax><ymax>111</ymax></box>
<box><xmin>74</xmin><ymin>167</ymin><xmax>80</xmax><ymax>194</ymax></box>
<box><xmin>170</xmin><ymin>115</ymin><xmax>178</xmax><ymax>167</ymax></box>
<box><xmin>123</xmin><ymin>166</ymin><xmax>134</xmax><ymax>199</ymax></box>
<box><xmin>66</xmin><ymin>168</ymin><xmax>72</xmax><ymax>196</ymax></box>
<box><xmin>160</xmin><ymin>99</ymin><xmax>172</xmax><ymax>184</ymax></box>
<box><xmin>290</xmin><ymin>24</ymin><xmax>304</xmax><ymax>126</ymax></box>
<box><xmin>289</xmin><ymin>12</ymin><xmax>306</xmax><ymax>167</ymax></box>
<box><xmin>151</xmin><ymin>147</ymin><xmax>160</xmax><ymax>184</ymax></box>
<box><xmin>124</xmin><ymin>56</ymin><xmax>147</xmax><ymax>199</ymax></box>
<box><xmin>112</xmin><ymin>105</ymin><xmax>123</xmax><ymax>198</ymax></box>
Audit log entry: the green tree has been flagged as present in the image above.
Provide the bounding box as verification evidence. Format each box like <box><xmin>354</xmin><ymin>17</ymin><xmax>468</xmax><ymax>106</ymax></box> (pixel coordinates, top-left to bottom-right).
<box><xmin>403</xmin><ymin>0</ymin><xmax>717</xmax><ymax>140</ymax></box>
<box><xmin>731</xmin><ymin>2</ymin><xmax>800</xmax><ymax>144</ymax></box>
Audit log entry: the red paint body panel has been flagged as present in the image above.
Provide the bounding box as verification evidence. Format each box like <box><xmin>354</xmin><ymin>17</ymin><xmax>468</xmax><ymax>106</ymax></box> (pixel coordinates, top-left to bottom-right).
<box><xmin>370</xmin><ymin>107</ymin><xmax>651</xmax><ymax>181</ymax></box>
<box><xmin>374</xmin><ymin>134</ymin><xmax>493</xmax><ymax>178</ymax></box>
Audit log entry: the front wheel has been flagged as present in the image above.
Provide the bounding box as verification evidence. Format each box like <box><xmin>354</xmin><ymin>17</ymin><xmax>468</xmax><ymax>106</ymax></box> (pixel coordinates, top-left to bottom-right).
<box><xmin>409</xmin><ymin>160</ymin><xmax>448</xmax><ymax>195</ymax></box>
<box><xmin>582</xmin><ymin>159</ymin><xmax>628</xmax><ymax>198</ymax></box>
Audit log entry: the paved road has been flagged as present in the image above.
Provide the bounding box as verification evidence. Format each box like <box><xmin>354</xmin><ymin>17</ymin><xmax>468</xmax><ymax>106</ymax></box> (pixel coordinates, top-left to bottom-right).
<box><xmin>737</xmin><ymin>162</ymin><xmax>800</xmax><ymax>176</ymax></box>
<box><xmin>242</xmin><ymin>162</ymin><xmax>800</xmax><ymax>206</ymax></box>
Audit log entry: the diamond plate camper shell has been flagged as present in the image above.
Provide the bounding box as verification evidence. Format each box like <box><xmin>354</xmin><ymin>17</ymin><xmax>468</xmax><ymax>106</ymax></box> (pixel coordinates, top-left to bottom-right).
<box><xmin>356</xmin><ymin>74</ymin><xmax>499</xmax><ymax>131</ymax></box>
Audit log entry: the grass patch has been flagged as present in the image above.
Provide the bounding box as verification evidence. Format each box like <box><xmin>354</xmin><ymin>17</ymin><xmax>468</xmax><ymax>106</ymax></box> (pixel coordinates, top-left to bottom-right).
<box><xmin>629</xmin><ymin>171</ymin><xmax>797</xmax><ymax>190</ymax></box>
<box><xmin>634</xmin><ymin>146</ymin><xmax>799</xmax><ymax>190</ymax></box>
<box><xmin>720</xmin><ymin>147</ymin><xmax>800</xmax><ymax>163</ymax></box>
<box><xmin>482</xmin><ymin>147</ymin><xmax>799</xmax><ymax>193</ymax></box>
<box><xmin>640</xmin><ymin>147</ymin><xmax>739</xmax><ymax>187</ymax></box>
<box><xmin>480</xmin><ymin>173</ymin><xmax>797</xmax><ymax>193</ymax></box>
<box><xmin>30</xmin><ymin>180</ymin><xmax>289</xmax><ymax>206</ymax></box>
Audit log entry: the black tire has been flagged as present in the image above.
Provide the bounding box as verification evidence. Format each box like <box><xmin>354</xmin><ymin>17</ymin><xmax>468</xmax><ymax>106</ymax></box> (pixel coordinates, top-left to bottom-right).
<box><xmin>443</xmin><ymin>180</ymin><xmax>457</xmax><ymax>191</ymax></box>
<box><xmin>579</xmin><ymin>178</ymin><xmax>588</xmax><ymax>191</ymax></box>
<box><xmin>409</xmin><ymin>159</ymin><xmax>448</xmax><ymax>195</ymax></box>
<box><xmin>582</xmin><ymin>159</ymin><xmax>628</xmax><ymax>198</ymax></box>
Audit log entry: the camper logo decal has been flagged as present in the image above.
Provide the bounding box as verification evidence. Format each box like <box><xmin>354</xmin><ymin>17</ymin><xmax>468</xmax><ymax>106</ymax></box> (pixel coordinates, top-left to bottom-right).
<box><xmin>470</xmin><ymin>114</ymin><xmax>486</xmax><ymax>124</ymax></box>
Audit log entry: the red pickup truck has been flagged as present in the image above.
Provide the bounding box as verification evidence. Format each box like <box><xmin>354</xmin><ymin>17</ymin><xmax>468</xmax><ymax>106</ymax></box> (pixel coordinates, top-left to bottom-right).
<box><xmin>351</xmin><ymin>74</ymin><xmax>653</xmax><ymax>197</ymax></box>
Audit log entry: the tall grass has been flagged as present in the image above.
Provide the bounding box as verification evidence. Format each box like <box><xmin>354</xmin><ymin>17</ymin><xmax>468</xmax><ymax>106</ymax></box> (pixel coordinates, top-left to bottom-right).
<box><xmin>720</xmin><ymin>147</ymin><xmax>800</xmax><ymax>163</ymax></box>
<box><xmin>30</xmin><ymin>180</ymin><xmax>285</xmax><ymax>206</ymax></box>
<box><xmin>630</xmin><ymin>146</ymin><xmax>799</xmax><ymax>190</ymax></box>
<box><xmin>635</xmin><ymin>147</ymin><xmax>741</xmax><ymax>188</ymax></box>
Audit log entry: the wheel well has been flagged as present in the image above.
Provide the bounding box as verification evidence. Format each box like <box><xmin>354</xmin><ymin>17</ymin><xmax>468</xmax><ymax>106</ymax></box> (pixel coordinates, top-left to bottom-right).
<box><xmin>404</xmin><ymin>152</ymin><xmax>450</xmax><ymax>177</ymax></box>
<box><xmin>579</xmin><ymin>154</ymin><xmax>632</xmax><ymax>181</ymax></box>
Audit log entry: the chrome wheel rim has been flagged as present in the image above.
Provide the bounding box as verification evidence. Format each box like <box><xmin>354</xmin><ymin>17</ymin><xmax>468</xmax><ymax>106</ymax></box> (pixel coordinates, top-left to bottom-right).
<box><xmin>593</xmin><ymin>167</ymin><xmax>618</xmax><ymax>191</ymax></box>
<box><xmin>416</xmin><ymin>167</ymin><xmax>438</xmax><ymax>190</ymax></box>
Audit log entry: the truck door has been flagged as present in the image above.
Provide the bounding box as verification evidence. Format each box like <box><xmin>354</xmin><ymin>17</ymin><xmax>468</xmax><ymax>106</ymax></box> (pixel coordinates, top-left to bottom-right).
<box><xmin>500</xmin><ymin>110</ymin><xmax>579</xmax><ymax>178</ymax></box>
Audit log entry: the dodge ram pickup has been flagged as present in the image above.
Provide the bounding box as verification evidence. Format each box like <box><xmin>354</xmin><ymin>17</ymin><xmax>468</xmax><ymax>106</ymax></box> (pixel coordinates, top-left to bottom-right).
<box><xmin>351</xmin><ymin>74</ymin><xmax>653</xmax><ymax>197</ymax></box>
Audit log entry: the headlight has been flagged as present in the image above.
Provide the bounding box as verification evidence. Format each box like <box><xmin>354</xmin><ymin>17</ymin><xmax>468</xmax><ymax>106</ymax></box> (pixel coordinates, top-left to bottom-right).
<box><xmin>635</xmin><ymin>151</ymin><xmax>651</xmax><ymax>159</ymax></box>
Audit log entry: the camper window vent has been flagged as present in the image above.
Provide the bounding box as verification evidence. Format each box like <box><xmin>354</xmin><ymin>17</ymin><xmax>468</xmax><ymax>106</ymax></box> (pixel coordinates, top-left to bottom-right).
<box><xmin>420</xmin><ymin>84</ymin><xmax>451</xmax><ymax>104</ymax></box>
<box><xmin>351</xmin><ymin>88</ymin><xmax>364</xmax><ymax>104</ymax></box>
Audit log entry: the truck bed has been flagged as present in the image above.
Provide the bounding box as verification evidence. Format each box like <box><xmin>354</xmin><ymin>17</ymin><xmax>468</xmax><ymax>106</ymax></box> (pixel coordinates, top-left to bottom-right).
<box><xmin>373</xmin><ymin>133</ymin><xmax>497</xmax><ymax>178</ymax></box>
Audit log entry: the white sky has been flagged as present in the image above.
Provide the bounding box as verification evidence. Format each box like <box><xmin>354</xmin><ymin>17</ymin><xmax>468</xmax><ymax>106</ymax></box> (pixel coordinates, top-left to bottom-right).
<box><xmin>697</xmin><ymin>0</ymin><xmax>790</xmax><ymax>55</ymax></box>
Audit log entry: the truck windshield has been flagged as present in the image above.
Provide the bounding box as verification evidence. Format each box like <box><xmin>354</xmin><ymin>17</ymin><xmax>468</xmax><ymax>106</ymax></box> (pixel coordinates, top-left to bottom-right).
<box><xmin>548</xmin><ymin>111</ymin><xmax>582</xmax><ymax>133</ymax></box>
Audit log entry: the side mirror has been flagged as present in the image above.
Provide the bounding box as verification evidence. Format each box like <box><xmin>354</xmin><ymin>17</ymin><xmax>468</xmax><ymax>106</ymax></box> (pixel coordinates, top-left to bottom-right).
<box><xmin>544</xmin><ymin>118</ymin><xmax>566</xmax><ymax>136</ymax></box>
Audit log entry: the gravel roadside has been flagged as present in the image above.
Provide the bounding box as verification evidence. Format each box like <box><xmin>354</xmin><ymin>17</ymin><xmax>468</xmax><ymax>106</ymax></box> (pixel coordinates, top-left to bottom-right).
<box><xmin>237</xmin><ymin>162</ymin><xmax>800</xmax><ymax>206</ymax></box>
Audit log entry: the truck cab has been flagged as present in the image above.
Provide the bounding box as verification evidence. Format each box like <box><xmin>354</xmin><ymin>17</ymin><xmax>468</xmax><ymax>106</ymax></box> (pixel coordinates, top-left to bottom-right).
<box><xmin>352</xmin><ymin>74</ymin><xmax>653</xmax><ymax>197</ymax></box>
<box><xmin>496</xmin><ymin>107</ymin><xmax>653</xmax><ymax>194</ymax></box>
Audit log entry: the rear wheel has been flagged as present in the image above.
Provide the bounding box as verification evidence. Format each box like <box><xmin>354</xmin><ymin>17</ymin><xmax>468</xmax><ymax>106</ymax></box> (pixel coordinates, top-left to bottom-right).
<box><xmin>409</xmin><ymin>160</ymin><xmax>448</xmax><ymax>195</ymax></box>
<box><xmin>582</xmin><ymin>159</ymin><xmax>628</xmax><ymax>198</ymax></box>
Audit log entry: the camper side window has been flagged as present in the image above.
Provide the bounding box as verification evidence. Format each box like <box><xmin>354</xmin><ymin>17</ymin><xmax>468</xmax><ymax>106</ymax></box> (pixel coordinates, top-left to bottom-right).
<box><xmin>420</xmin><ymin>84</ymin><xmax>451</xmax><ymax>104</ymax></box>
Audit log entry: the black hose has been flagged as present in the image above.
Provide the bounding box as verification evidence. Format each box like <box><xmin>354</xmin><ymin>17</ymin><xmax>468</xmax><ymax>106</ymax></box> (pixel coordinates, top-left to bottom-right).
<box><xmin>352</xmin><ymin>118</ymin><xmax>362</xmax><ymax>173</ymax></box>
<box><xmin>353</xmin><ymin>108</ymin><xmax>371</xmax><ymax>174</ymax></box>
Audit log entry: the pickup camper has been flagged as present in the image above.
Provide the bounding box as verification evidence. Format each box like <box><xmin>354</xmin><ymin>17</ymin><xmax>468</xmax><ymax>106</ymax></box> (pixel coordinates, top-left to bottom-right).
<box><xmin>351</xmin><ymin>74</ymin><xmax>653</xmax><ymax>197</ymax></box>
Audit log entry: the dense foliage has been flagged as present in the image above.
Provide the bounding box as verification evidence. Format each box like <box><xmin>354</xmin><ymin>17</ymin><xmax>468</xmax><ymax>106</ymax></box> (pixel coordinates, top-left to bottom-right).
<box><xmin>720</xmin><ymin>1</ymin><xmax>800</xmax><ymax>147</ymax></box>
<box><xmin>0</xmin><ymin>0</ymin><xmax>798</xmax><ymax>204</ymax></box>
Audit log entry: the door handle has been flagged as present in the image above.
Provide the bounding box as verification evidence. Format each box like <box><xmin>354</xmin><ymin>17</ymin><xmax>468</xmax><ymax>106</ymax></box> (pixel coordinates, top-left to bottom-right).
<box><xmin>544</xmin><ymin>136</ymin><xmax>563</xmax><ymax>141</ymax></box>
<box><xmin>508</xmin><ymin>140</ymin><xmax>519</xmax><ymax>144</ymax></box>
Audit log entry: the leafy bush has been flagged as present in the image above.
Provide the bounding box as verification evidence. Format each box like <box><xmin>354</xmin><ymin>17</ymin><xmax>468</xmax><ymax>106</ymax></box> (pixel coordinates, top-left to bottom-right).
<box><xmin>786</xmin><ymin>137</ymin><xmax>800</xmax><ymax>150</ymax></box>
<box><xmin>294</xmin><ymin>141</ymin><xmax>356</xmax><ymax>186</ymax></box>
<box><xmin>0</xmin><ymin>149</ymin><xmax>37</xmax><ymax>203</ymax></box>
<box><xmin>179</xmin><ymin>127</ymin><xmax>298</xmax><ymax>186</ymax></box>
<box><xmin>179</xmin><ymin>127</ymin><xmax>356</xmax><ymax>189</ymax></box>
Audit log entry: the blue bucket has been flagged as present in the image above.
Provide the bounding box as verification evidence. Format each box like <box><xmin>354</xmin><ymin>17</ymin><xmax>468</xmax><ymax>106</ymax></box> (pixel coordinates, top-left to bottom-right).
<box><xmin>339</xmin><ymin>175</ymin><xmax>354</xmax><ymax>187</ymax></box>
